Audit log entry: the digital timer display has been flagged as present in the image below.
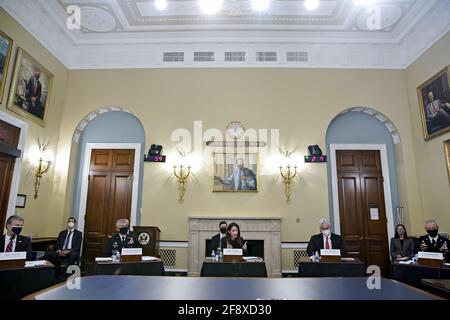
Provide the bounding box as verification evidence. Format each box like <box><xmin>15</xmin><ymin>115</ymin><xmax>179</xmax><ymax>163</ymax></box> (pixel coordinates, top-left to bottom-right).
<box><xmin>144</xmin><ymin>155</ymin><xmax>166</xmax><ymax>162</ymax></box>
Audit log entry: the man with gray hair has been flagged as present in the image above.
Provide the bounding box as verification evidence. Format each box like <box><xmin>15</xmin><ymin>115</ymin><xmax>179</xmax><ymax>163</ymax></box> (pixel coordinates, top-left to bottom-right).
<box><xmin>306</xmin><ymin>218</ymin><xmax>345</xmax><ymax>259</ymax></box>
<box><xmin>0</xmin><ymin>215</ymin><xmax>32</xmax><ymax>260</ymax></box>
<box><xmin>104</xmin><ymin>218</ymin><xmax>140</xmax><ymax>257</ymax></box>
<box><xmin>416</xmin><ymin>219</ymin><xmax>449</xmax><ymax>262</ymax></box>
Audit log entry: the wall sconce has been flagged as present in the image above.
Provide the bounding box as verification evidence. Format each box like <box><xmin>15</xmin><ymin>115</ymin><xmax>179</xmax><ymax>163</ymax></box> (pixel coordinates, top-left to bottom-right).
<box><xmin>279</xmin><ymin>151</ymin><xmax>298</xmax><ymax>204</ymax></box>
<box><xmin>34</xmin><ymin>144</ymin><xmax>52</xmax><ymax>199</ymax></box>
<box><xmin>173</xmin><ymin>164</ymin><xmax>191</xmax><ymax>204</ymax></box>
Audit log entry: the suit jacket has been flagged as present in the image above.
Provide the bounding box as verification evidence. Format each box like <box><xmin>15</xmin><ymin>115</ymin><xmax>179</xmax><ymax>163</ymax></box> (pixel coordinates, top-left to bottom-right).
<box><xmin>25</xmin><ymin>76</ymin><xmax>42</xmax><ymax>101</ymax></box>
<box><xmin>56</xmin><ymin>229</ymin><xmax>82</xmax><ymax>258</ymax></box>
<box><xmin>210</xmin><ymin>233</ymin><xmax>223</xmax><ymax>253</ymax></box>
<box><xmin>416</xmin><ymin>235</ymin><xmax>450</xmax><ymax>262</ymax></box>
<box><xmin>390</xmin><ymin>237</ymin><xmax>415</xmax><ymax>260</ymax></box>
<box><xmin>306</xmin><ymin>233</ymin><xmax>346</xmax><ymax>257</ymax></box>
<box><xmin>104</xmin><ymin>231</ymin><xmax>140</xmax><ymax>257</ymax></box>
<box><xmin>0</xmin><ymin>234</ymin><xmax>33</xmax><ymax>260</ymax></box>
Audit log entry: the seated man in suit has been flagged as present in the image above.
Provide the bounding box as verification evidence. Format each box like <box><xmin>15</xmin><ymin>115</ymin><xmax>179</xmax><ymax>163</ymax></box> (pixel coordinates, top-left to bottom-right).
<box><xmin>210</xmin><ymin>221</ymin><xmax>227</xmax><ymax>253</ymax></box>
<box><xmin>306</xmin><ymin>218</ymin><xmax>345</xmax><ymax>260</ymax></box>
<box><xmin>416</xmin><ymin>219</ymin><xmax>449</xmax><ymax>262</ymax></box>
<box><xmin>0</xmin><ymin>215</ymin><xmax>32</xmax><ymax>260</ymax></box>
<box><xmin>104</xmin><ymin>218</ymin><xmax>140</xmax><ymax>257</ymax></box>
<box><xmin>44</xmin><ymin>217</ymin><xmax>82</xmax><ymax>266</ymax></box>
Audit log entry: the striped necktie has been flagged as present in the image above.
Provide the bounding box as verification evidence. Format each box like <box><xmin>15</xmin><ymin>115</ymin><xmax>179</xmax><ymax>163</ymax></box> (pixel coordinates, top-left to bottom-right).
<box><xmin>6</xmin><ymin>235</ymin><xmax>15</xmax><ymax>252</ymax></box>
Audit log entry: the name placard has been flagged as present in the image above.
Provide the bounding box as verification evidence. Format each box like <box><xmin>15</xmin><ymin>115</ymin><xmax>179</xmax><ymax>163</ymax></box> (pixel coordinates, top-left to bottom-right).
<box><xmin>223</xmin><ymin>249</ymin><xmax>243</xmax><ymax>256</ymax></box>
<box><xmin>320</xmin><ymin>249</ymin><xmax>341</xmax><ymax>256</ymax></box>
<box><xmin>121</xmin><ymin>248</ymin><xmax>142</xmax><ymax>256</ymax></box>
<box><xmin>0</xmin><ymin>252</ymin><xmax>26</xmax><ymax>261</ymax></box>
<box><xmin>418</xmin><ymin>251</ymin><xmax>444</xmax><ymax>260</ymax></box>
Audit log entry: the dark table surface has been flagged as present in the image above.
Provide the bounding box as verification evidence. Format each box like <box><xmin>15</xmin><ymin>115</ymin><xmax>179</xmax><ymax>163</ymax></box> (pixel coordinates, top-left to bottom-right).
<box><xmin>94</xmin><ymin>260</ymin><xmax>165</xmax><ymax>276</ymax></box>
<box><xmin>1</xmin><ymin>260</ymin><xmax>55</xmax><ymax>300</ymax></box>
<box><xmin>26</xmin><ymin>276</ymin><xmax>440</xmax><ymax>300</ymax></box>
<box><xmin>298</xmin><ymin>258</ymin><xmax>366</xmax><ymax>277</ymax></box>
<box><xmin>391</xmin><ymin>262</ymin><xmax>450</xmax><ymax>287</ymax></box>
<box><xmin>201</xmin><ymin>260</ymin><xmax>267</xmax><ymax>277</ymax></box>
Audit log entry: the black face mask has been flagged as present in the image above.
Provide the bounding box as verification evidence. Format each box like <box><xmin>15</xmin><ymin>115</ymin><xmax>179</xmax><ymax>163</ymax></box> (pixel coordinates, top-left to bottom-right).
<box><xmin>12</xmin><ymin>227</ymin><xmax>22</xmax><ymax>236</ymax></box>
<box><xmin>220</xmin><ymin>228</ymin><xmax>227</xmax><ymax>234</ymax></box>
<box><xmin>119</xmin><ymin>227</ymin><xmax>129</xmax><ymax>235</ymax></box>
<box><xmin>426</xmin><ymin>229</ymin><xmax>438</xmax><ymax>238</ymax></box>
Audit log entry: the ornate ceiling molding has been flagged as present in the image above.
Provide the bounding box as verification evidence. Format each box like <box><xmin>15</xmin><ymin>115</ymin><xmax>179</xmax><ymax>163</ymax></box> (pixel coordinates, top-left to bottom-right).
<box><xmin>1</xmin><ymin>0</ymin><xmax>449</xmax><ymax>69</ymax></box>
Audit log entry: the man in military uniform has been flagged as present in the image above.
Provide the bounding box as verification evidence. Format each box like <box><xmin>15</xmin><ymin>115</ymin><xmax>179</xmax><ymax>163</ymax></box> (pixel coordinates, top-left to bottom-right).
<box><xmin>104</xmin><ymin>218</ymin><xmax>140</xmax><ymax>257</ymax></box>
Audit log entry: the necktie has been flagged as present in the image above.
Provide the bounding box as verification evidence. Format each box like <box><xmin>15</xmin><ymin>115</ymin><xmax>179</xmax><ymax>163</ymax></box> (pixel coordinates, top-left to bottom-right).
<box><xmin>325</xmin><ymin>237</ymin><xmax>330</xmax><ymax>249</ymax></box>
<box><xmin>432</xmin><ymin>239</ymin><xmax>436</xmax><ymax>247</ymax></box>
<box><xmin>63</xmin><ymin>231</ymin><xmax>72</xmax><ymax>250</ymax></box>
<box><xmin>6</xmin><ymin>236</ymin><xmax>14</xmax><ymax>252</ymax></box>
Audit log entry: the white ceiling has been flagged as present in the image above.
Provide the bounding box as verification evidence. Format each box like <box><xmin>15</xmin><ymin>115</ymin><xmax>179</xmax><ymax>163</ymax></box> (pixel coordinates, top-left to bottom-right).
<box><xmin>1</xmin><ymin>0</ymin><xmax>449</xmax><ymax>69</ymax></box>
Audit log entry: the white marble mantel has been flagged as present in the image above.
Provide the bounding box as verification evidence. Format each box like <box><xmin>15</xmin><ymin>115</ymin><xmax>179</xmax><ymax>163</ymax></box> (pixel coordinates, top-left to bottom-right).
<box><xmin>188</xmin><ymin>216</ymin><xmax>282</xmax><ymax>277</ymax></box>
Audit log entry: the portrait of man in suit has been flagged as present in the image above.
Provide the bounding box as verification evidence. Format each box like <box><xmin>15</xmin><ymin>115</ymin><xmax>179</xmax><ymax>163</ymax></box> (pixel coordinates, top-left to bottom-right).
<box><xmin>214</xmin><ymin>154</ymin><xmax>257</xmax><ymax>192</ymax></box>
<box><xmin>25</xmin><ymin>69</ymin><xmax>44</xmax><ymax>119</ymax></box>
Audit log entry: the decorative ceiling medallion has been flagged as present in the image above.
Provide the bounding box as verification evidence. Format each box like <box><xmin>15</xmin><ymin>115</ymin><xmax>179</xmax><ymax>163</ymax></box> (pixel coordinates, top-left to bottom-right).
<box><xmin>356</xmin><ymin>4</ymin><xmax>402</xmax><ymax>31</ymax></box>
<box><xmin>80</xmin><ymin>7</ymin><xmax>117</xmax><ymax>32</ymax></box>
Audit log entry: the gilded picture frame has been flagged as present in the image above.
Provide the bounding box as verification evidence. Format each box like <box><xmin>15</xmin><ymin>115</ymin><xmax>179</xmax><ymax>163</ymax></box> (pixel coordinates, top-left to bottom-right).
<box><xmin>212</xmin><ymin>152</ymin><xmax>259</xmax><ymax>192</ymax></box>
<box><xmin>445</xmin><ymin>139</ymin><xmax>450</xmax><ymax>184</ymax></box>
<box><xmin>0</xmin><ymin>29</ymin><xmax>13</xmax><ymax>104</ymax></box>
<box><xmin>417</xmin><ymin>65</ymin><xmax>450</xmax><ymax>140</ymax></box>
<box><xmin>7</xmin><ymin>48</ymin><xmax>53</xmax><ymax>127</ymax></box>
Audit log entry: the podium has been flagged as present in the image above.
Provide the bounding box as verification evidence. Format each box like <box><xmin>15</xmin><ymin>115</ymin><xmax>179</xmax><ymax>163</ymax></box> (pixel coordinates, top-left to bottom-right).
<box><xmin>133</xmin><ymin>226</ymin><xmax>161</xmax><ymax>257</ymax></box>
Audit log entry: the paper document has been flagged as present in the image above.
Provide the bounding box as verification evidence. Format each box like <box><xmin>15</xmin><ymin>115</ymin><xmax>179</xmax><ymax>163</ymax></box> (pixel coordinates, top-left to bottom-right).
<box><xmin>95</xmin><ymin>257</ymin><xmax>113</xmax><ymax>262</ymax></box>
<box><xmin>340</xmin><ymin>257</ymin><xmax>355</xmax><ymax>261</ymax></box>
<box><xmin>142</xmin><ymin>256</ymin><xmax>160</xmax><ymax>261</ymax></box>
<box><xmin>25</xmin><ymin>260</ymin><xmax>48</xmax><ymax>267</ymax></box>
<box><xmin>398</xmin><ymin>260</ymin><xmax>414</xmax><ymax>264</ymax></box>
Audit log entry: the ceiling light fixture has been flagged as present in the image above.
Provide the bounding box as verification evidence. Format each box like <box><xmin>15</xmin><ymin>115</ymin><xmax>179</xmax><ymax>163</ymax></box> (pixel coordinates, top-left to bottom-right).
<box><xmin>198</xmin><ymin>0</ymin><xmax>223</xmax><ymax>15</ymax></box>
<box><xmin>304</xmin><ymin>0</ymin><xmax>320</xmax><ymax>11</ymax></box>
<box><xmin>154</xmin><ymin>0</ymin><xmax>168</xmax><ymax>11</ymax></box>
<box><xmin>251</xmin><ymin>0</ymin><xmax>271</xmax><ymax>12</ymax></box>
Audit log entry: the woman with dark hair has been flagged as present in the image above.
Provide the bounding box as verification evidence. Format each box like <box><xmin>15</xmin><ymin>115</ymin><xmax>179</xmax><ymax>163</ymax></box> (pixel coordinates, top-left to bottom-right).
<box><xmin>221</xmin><ymin>222</ymin><xmax>247</xmax><ymax>254</ymax></box>
<box><xmin>390</xmin><ymin>224</ymin><xmax>415</xmax><ymax>261</ymax></box>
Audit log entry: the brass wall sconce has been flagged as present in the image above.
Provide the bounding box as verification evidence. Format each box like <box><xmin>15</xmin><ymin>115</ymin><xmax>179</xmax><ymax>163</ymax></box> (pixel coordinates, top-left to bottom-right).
<box><xmin>279</xmin><ymin>164</ymin><xmax>297</xmax><ymax>204</ymax></box>
<box><xmin>34</xmin><ymin>145</ymin><xmax>52</xmax><ymax>199</ymax></box>
<box><xmin>173</xmin><ymin>164</ymin><xmax>191</xmax><ymax>204</ymax></box>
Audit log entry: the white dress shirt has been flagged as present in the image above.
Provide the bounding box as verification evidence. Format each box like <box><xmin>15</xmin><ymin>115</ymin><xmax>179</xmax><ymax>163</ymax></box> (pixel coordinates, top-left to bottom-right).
<box><xmin>4</xmin><ymin>234</ymin><xmax>17</xmax><ymax>252</ymax></box>
<box><xmin>428</xmin><ymin>235</ymin><xmax>439</xmax><ymax>246</ymax></box>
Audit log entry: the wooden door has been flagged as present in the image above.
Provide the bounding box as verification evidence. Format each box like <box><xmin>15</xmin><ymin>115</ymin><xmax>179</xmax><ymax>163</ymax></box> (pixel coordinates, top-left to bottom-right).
<box><xmin>336</xmin><ymin>150</ymin><xmax>390</xmax><ymax>275</ymax></box>
<box><xmin>0</xmin><ymin>120</ymin><xmax>21</xmax><ymax>229</ymax></box>
<box><xmin>0</xmin><ymin>154</ymin><xmax>16</xmax><ymax>229</ymax></box>
<box><xmin>82</xmin><ymin>149</ymin><xmax>135</xmax><ymax>266</ymax></box>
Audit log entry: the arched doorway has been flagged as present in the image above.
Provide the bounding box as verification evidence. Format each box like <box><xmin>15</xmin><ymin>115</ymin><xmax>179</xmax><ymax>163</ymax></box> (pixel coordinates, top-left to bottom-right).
<box><xmin>326</xmin><ymin>107</ymin><xmax>401</xmax><ymax>275</ymax></box>
<box><xmin>71</xmin><ymin>107</ymin><xmax>145</xmax><ymax>268</ymax></box>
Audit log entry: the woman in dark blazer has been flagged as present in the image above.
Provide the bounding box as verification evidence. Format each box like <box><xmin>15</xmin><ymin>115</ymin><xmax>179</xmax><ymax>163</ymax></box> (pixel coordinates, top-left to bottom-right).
<box><xmin>390</xmin><ymin>224</ymin><xmax>415</xmax><ymax>261</ymax></box>
<box><xmin>220</xmin><ymin>222</ymin><xmax>247</xmax><ymax>254</ymax></box>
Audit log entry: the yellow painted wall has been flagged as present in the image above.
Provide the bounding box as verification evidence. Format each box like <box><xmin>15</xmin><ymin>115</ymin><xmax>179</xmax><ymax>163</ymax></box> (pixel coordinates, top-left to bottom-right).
<box><xmin>404</xmin><ymin>32</ymin><xmax>450</xmax><ymax>233</ymax></box>
<box><xmin>0</xmin><ymin>8</ymin><xmax>69</xmax><ymax>238</ymax></box>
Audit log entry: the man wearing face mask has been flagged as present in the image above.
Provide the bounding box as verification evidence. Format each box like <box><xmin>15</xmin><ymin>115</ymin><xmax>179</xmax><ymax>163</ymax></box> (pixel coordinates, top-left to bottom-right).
<box><xmin>44</xmin><ymin>217</ymin><xmax>82</xmax><ymax>266</ymax></box>
<box><xmin>0</xmin><ymin>215</ymin><xmax>32</xmax><ymax>260</ymax></box>
<box><xmin>104</xmin><ymin>218</ymin><xmax>140</xmax><ymax>257</ymax></box>
<box><xmin>306</xmin><ymin>218</ymin><xmax>345</xmax><ymax>260</ymax></box>
<box><xmin>416</xmin><ymin>219</ymin><xmax>450</xmax><ymax>262</ymax></box>
<box><xmin>210</xmin><ymin>221</ymin><xmax>227</xmax><ymax>254</ymax></box>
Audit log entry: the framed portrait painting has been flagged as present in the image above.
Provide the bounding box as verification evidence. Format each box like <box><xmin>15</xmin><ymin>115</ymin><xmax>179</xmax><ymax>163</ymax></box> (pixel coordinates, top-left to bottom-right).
<box><xmin>213</xmin><ymin>152</ymin><xmax>258</xmax><ymax>192</ymax></box>
<box><xmin>0</xmin><ymin>29</ymin><xmax>13</xmax><ymax>103</ymax></box>
<box><xmin>7</xmin><ymin>48</ymin><xmax>53</xmax><ymax>126</ymax></box>
<box><xmin>417</xmin><ymin>65</ymin><xmax>450</xmax><ymax>140</ymax></box>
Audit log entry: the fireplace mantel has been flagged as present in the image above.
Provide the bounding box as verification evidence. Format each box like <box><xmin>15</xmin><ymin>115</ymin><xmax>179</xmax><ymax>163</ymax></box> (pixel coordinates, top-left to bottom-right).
<box><xmin>188</xmin><ymin>217</ymin><xmax>282</xmax><ymax>277</ymax></box>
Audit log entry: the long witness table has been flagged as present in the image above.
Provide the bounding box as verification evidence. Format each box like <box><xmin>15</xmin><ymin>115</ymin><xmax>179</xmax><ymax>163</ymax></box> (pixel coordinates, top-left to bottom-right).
<box><xmin>391</xmin><ymin>262</ymin><xmax>450</xmax><ymax>287</ymax></box>
<box><xmin>1</xmin><ymin>260</ymin><xmax>55</xmax><ymax>300</ymax></box>
<box><xmin>298</xmin><ymin>258</ymin><xmax>366</xmax><ymax>277</ymax></box>
<box><xmin>94</xmin><ymin>260</ymin><xmax>165</xmax><ymax>276</ymax></box>
<box><xmin>201</xmin><ymin>260</ymin><xmax>267</xmax><ymax>277</ymax></box>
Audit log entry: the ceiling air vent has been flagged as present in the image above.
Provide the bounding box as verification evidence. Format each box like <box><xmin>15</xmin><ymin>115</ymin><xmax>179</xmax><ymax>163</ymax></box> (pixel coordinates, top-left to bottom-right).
<box><xmin>287</xmin><ymin>51</ymin><xmax>309</xmax><ymax>62</ymax></box>
<box><xmin>163</xmin><ymin>52</ymin><xmax>184</xmax><ymax>62</ymax></box>
<box><xmin>194</xmin><ymin>52</ymin><xmax>215</xmax><ymax>62</ymax></box>
<box><xmin>256</xmin><ymin>51</ymin><xmax>277</xmax><ymax>62</ymax></box>
<box><xmin>225</xmin><ymin>51</ymin><xmax>246</xmax><ymax>62</ymax></box>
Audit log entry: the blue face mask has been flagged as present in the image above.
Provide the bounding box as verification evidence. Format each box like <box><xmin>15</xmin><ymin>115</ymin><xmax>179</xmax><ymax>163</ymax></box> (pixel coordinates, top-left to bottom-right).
<box><xmin>12</xmin><ymin>227</ymin><xmax>22</xmax><ymax>236</ymax></box>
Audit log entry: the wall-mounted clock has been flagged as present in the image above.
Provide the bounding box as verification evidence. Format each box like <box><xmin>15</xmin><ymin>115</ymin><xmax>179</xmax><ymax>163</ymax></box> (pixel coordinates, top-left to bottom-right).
<box><xmin>226</xmin><ymin>121</ymin><xmax>245</xmax><ymax>139</ymax></box>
